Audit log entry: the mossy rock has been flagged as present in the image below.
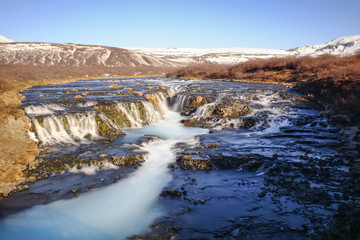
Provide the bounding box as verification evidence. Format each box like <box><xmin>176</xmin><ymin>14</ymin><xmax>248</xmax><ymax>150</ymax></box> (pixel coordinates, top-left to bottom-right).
<box><xmin>110</xmin><ymin>155</ymin><xmax>145</xmax><ymax>166</ymax></box>
<box><xmin>95</xmin><ymin>114</ymin><xmax>122</xmax><ymax>136</ymax></box>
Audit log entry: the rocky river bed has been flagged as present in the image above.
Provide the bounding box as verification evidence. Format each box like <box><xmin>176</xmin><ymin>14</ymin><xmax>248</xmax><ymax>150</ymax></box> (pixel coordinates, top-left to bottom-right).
<box><xmin>0</xmin><ymin>77</ymin><xmax>359</xmax><ymax>239</ymax></box>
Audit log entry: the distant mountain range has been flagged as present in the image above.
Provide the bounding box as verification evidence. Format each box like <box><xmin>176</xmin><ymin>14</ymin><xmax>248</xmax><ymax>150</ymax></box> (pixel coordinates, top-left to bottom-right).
<box><xmin>131</xmin><ymin>35</ymin><xmax>360</xmax><ymax>64</ymax></box>
<box><xmin>0</xmin><ymin>34</ymin><xmax>359</xmax><ymax>67</ymax></box>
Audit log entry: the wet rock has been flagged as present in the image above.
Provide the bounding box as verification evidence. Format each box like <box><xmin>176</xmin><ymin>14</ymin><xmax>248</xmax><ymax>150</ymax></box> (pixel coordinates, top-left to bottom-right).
<box><xmin>145</xmin><ymin>94</ymin><xmax>159</xmax><ymax>108</ymax></box>
<box><xmin>349</xmin><ymin>159</ymin><xmax>360</xmax><ymax>178</ymax></box>
<box><xmin>181</xmin><ymin>119</ymin><xmax>195</xmax><ymax>127</ymax></box>
<box><xmin>175</xmin><ymin>142</ymin><xmax>187</xmax><ymax>148</ymax></box>
<box><xmin>243</xmin><ymin>159</ymin><xmax>264</xmax><ymax>171</ymax></box>
<box><xmin>127</xmin><ymin>235</ymin><xmax>143</xmax><ymax>240</ymax></box>
<box><xmin>318</xmin><ymin>202</ymin><xmax>360</xmax><ymax>239</ymax></box>
<box><xmin>258</xmin><ymin>191</ymin><xmax>266</xmax><ymax>198</ymax></box>
<box><xmin>111</xmin><ymin>155</ymin><xmax>144</xmax><ymax>166</ymax></box>
<box><xmin>284</xmin><ymin>178</ymin><xmax>292</xmax><ymax>183</ymax></box>
<box><xmin>179</xmin><ymin>159</ymin><xmax>211</xmax><ymax>170</ymax></box>
<box><xmin>17</xmin><ymin>185</ymin><xmax>29</xmax><ymax>191</ymax></box>
<box><xmin>196</xmin><ymin>143</ymin><xmax>219</xmax><ymax>149</ymax></box>
<box><xmin>109</xmin><ymin>84</ymin><xmax>121</xmax><ymax>89</ymax></box>
<box><xmin>212</xmin><ymin>100</ymin><xmax>253</xmax><ymax>117</ymax></box>
<box><xmin>160</xmin><ymin>190</ymin><xmax>182</xmax><ymax>197</ymax></box>
<box><xmin>166</xmin><ymin>226</ymin><xmax>182</xmax><ymax>233</ymax></box>
<box><xmin>184</xmin><ymin>95</ymin><xmax>210</xmax><ymax>115</ymax></box>
<box><xmin>209</xmin><ymin>155</ymin><xmax>265</xmax><ymax>170</ymax></box>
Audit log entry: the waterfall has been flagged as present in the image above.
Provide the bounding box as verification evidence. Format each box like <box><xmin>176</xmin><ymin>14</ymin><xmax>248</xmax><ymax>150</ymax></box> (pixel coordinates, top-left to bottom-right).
<box><xmin>172</xmin><ymin>94</ymin><xmax>191</xmax><ymax>112</ymax></box>
<box><xmin>24</xmin><ymin>104</ymin><xmax>66</xmax><ymax>115</ymax></box>
<box><xmin>27</xmin><ymin>92</ymin><xmax>170</xmax><ymax>146</ymax></box>
<box><xmin>31</xmin><ymin>113</ymin><xmax>100</xmax><ymax>145</ymax></box>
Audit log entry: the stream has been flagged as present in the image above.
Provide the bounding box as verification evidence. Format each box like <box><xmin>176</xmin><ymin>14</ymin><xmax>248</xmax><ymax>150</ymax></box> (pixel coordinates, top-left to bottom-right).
<box><xmin>0</xmin><ymin>77</ymin><xmax>352</xmax><ymax>239</ymax></box>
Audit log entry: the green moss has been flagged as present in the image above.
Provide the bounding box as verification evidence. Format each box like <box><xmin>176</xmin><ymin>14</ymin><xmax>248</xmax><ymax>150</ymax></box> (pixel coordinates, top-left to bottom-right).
<box><xmin>136</xmin><ymin>102</ymin><xmax>147</xmax><ymax>121</ymax></box>
<box><xmin>95</xmin><ymin>113</ymin><xmax>119</xmax><ymax>136</ymax></box>
<box><xmin>59</xmin><ymin>115</ymin><xmax>70</xmax><ymax>134</ymax></box>
<box><xmin>35</xmin><ymin>115</ymin><xmax>45</xmax><ymax>127</ymax></box>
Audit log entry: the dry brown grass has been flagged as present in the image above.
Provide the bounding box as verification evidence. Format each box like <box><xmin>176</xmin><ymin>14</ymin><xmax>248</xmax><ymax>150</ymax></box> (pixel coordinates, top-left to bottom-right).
<box><xmin>0</xmin><ymin>64</ymin><xmax>175</xmax><ymax>83</ymax></box>
<box><xmin>167</xmin><ymin>54</ymin><xmax>360</xmax><ymax>83</ymax></box>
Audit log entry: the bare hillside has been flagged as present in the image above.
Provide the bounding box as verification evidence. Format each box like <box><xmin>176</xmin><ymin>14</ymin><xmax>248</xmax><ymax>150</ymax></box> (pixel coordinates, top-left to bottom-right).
<box><xmin>0</xmin><ymin>42</ymin><xmax>180</xmax><ymax>67</ymax></box>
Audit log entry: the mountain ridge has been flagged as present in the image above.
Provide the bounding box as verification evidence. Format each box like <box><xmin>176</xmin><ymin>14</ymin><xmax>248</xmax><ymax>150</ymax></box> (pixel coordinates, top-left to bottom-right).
<box><xmin>0</xmin><ymin>34</ymin><xmax>359</xmax><ymax>66</ymax></box>
<box><xmin>0</xmin><ymin>42</ymin><xmax>180</xmax><ymax>68</ymax></box>
<box><xmin>131</xmin><ymin>35</ymin><xmax>360</xmax><ymax>64</ymax></box>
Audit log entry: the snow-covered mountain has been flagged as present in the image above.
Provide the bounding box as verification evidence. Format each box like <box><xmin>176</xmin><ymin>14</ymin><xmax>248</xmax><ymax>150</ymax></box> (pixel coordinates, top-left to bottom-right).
<box><xmin>0</xmin><ymin>42</ymin><xmax>179</xmax><ymax>67</ymax></box>
<box><xmin>131</xmin><ymin>35</ymin><xmax>360</xmax><ymax>64</ymax></box>
<box><xmin>0</xmin><ymin>35</ymin><xmax>14</xmax><ymax>43</ymax></box>
<box><xmin>128</xmin><ymin>47</ymin><xmax>290</xmax><ymax>65</ymax></box>
<box><xmin>289</xmin><ymin>35</ymin><xmax>360</xmax><ymax>56</ymax></box>
<box><xmin>0</xmin><ymin>34</ymin><xmax>359</xmax><ymax>67</ymax></box>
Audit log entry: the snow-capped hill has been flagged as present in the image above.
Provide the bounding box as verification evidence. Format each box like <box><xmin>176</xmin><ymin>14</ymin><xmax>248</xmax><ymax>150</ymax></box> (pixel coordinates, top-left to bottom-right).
<box><xmin>131</xmin><ymin>35</ymin><xmax>360</xmax><ymax>64</ymax></box>
<box><xmin>0</xmin><ymin>35</ymin><xmax>14</xmax><ymax>43</ymax></box>
<box><xmin>1</xmin><ymin>35</ymin><xmax>359</xmax><ymax>67</ymax></box>
<box><xmin>0</xmin><ymin>42</ymin><xmax>179</xmax><ymax>67</ymax></box>
<box><xmin>289</xmin><ymin>35</ymin><xmax>360</xmax><ymax>56</ymax></box>
<box><xmin>129</xmin><ymin>47</ymin><xmax>290</xmax><ymax>65</ymax></box>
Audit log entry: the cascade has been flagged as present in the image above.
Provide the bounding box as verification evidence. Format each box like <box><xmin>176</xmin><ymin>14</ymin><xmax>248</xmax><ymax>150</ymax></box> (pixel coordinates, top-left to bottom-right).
<box><xmin>172</xmin><ymin>94</ymin><xmax>191</xmax><ymax>112</ymax></box>
<box><xmin>27</xmin><ymin>91</ymin><xmax>171</xmax><ymax>145</ymax></box>
<box><xmin>1</xmin><ymin>78</ymin><xmax>348</xmax><ymax>240</ymax></box>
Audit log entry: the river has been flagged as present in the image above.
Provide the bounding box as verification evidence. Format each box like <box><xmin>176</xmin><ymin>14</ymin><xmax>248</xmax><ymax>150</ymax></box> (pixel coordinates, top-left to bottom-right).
<box><xmin>0</xmin><ymin>77</ymin><xmax>351</xmax><ymax>239</ymax></box>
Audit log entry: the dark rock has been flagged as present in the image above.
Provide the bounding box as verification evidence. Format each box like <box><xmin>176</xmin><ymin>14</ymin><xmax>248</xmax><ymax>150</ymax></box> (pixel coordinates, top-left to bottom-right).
<box><xmin>160</xmin><ymin>190</ymin><xmax>182</xmax><ymax>197</ymax></box>
<box><xmin>179</xmin><ymin>158</ymin><xmax>211</xmax><ymax>170</ymax></box>
<box><xmin>166</xmin><ymin>226</ymin><xmax>182</xmax><ymax>233</ymax></box>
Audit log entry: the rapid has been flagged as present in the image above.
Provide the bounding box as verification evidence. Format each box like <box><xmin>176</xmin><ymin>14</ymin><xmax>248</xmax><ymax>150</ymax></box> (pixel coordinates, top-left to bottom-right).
<box><xmin>0</xmin><ymin>77</ymin><xmax>353</xmax><ymax>239</ymax></box>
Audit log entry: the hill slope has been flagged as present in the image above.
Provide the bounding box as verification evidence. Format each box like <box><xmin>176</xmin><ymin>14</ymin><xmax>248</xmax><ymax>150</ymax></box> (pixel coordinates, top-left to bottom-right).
<box><xmin>131</xmin><ymin>35</ymin><xmax>360</xmax><ymax>64</ymax></box>
<box><xmin>289</xmin><ymin>35</ymin><xmax>360</xmax><ymax>56</ymax></box>
<box><xmin>0</xmin><ymin>42</ymin><xmax>179</xmax><ymax>67</ymax></box>
<box><xmin>128</xmin><ymin>47</ymin><xmax>290</xmax><ymax>65</ymax></box>
<box><xmin>0</xmin><ymin>35</ymin><xmax>14</xmax><ymax>43</ymax></box>
<box><xmin>1</xmin><ymin>35</ymin><xmax>359</xmax><ymax>67</ymax></box>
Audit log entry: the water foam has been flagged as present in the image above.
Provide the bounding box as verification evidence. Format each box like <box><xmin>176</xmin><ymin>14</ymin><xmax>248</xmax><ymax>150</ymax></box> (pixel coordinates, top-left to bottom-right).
<box><xmin>0</xmin><ymin>110</ymin><xmax>207</xmax><ymax>239</ymax></box>
<box><xmin>25</xmin><ymin>104</ymin><xmax>66</xmax><ymax>115</ymax></box>
<box><xmin>32</xmin><ymin>113</ymin><xmax>99</xmax><ymax>145</ymax></box>
<box><xmin>29</xmin><ymin>93</ymin><xmax>170</xmax><ymax>145</ymax></box>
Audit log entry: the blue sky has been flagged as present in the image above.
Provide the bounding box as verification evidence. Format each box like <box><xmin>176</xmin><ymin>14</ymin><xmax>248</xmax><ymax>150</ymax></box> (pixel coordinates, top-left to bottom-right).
<box><xmin>1</xmin><ymin>0</ymin><xmax>359</xmax><ymax>49</ymax></box>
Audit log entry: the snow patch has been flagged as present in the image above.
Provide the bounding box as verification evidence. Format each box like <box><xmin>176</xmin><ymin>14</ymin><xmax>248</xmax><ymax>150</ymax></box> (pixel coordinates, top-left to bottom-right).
<box><xmin>0</xmin><ymin>35</ymin><xmax>14</xmax><ymax>43</ymax></box>
<box><xmin>289</xmin><ymin>35</ymin><xmax>360</xmax><ymax>56</ymax></box>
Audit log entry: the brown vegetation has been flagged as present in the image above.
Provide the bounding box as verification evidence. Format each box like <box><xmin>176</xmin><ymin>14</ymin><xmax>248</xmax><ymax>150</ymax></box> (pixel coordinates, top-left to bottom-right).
<box><xmin>0</xmin><ymin>76</ymin><xmax>38</xmax><ymax>197</ymax></box>
<box><xmin>167</xmin><ymin>54</ymin><xmax>360</xmax><ymax>124</ymax></box>
<box><xmin>0</xmin><ymin>64</ymin><xmax>175</xmax><ymax>82</ymax></box>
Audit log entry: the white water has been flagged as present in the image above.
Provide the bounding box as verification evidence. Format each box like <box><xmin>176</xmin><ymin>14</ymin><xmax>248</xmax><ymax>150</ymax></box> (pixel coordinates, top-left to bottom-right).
<box><xmin>173</xmin><ymin>94</ymin><xmax>191</xmax><ymax>112</ymax></box>
<box><xmin>32</xmin><ymin>113</ymin><xmax>100</xmax><ymax>145</ymax></box>
<box><xmin>0</xmin><ymin>110</ymin><xmax>207</xmax><ymax>240</ymax></box>
<box><xmin>25</xmin><ymin>104</ymin><xmax>66</xmax><ymax>115</ymax></box>
<box><xmin>29</xmin><ymin>92</ymin><xmax>170</xmax><ymax>145</ymax></box>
